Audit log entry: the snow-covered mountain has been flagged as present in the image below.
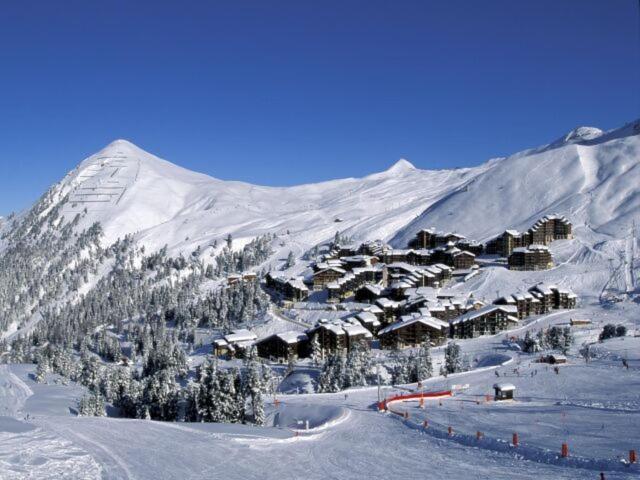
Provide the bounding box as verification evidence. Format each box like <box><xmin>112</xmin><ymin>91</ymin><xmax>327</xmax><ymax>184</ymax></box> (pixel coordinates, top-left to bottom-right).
<box><xmin>10</xmin><ymin>118</ymin><xmax>638</xmax><ymax>263</ymax></box>
<box><xmin>8</xmin><ymin>139</ymin><xmax>483</xmax><ymax>257</ymax></box>
<box><xmin>392</xmin><ymin>120</ymin><xmax>640</xmax><ymax>246</ymax></box>
<box><xmin>1</xmin><ymin>118</ymin><xmax>639</xmax><ymax>336</ymax></box>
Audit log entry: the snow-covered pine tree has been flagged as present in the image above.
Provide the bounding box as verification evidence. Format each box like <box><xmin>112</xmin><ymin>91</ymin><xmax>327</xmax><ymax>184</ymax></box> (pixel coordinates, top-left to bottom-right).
<box><xmin>318</xmin><ymin>352</ymin><xmax>345</xmax><ymax>393</ymax></box>
<box><xmin>343</xmin><ymin>341</ymin><xmax>370</xmax><ymax>388</ymax></box>
<box><xmin>561</xmin><ymin>326</ymin><xmax>573</xmax><ymax>354</ymax></box>
<box><xmin>414</xmin><ymin>340</ymin><xmax>433</xmax><ymax>381</ymax></box>
<box><xmin>284</xmin><ymin>251</ymin><xmax>295</xmax><ymax>270</ymax></box>
<box><xmin>34</xmin><ymin>358</ymin><xmax>49</xmax><ymax>383</ymax></box>
<box><xmin>441</xmin><ymin>341</ymin><xmax>463</xmax><ymax>375</ymax></box>
<box><xmin>242</xmin><ymin>347</ymin><xmax>266</xmax><ymax>425</ymax></box>
<box><xmin>310</xmin><ymin>335</ymin><xmax>323</xmax><ymax>366</ymax></box>
<box><xmin>522</xmin><ymin>331</ymin><xmax>540</xmax><ymax>353</ymax></box>
<box><xmin>392</xmin><ymin>350</ymin><xmax>411</xmax><ymax>385</ymax></box>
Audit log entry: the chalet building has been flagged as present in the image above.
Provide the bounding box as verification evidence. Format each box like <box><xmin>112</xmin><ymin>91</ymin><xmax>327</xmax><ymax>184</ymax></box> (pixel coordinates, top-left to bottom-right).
<box><xmin>408</xmin><ymin>229</ymin><xmax>466</xmax><ymax>250</ymax></box>
<box><xmin>342</xmin><ymin>321</ymin><xmax>374</xmax><ymax>350</ymax></box>
<box><xmin>401</xmin><ymin>287</ymin><xmax>485</xmax><ymax>323</ymax></box>
<box><xmin>450</xmin><ymin>304</ymin><xmax>519</xmax><ymax>339</ymax></box>
<box><xmin>375</xmin><ymin>297</ymin><xmax>403</xmax><ymax>324</ymax></box>
<box><xmin>528</xmin><ymin>283</ymin><xmax>577</xmax><ymax>311</ymax></box>
<box><xmin>426</xmin><ymin>299</ymin><xmax>482</xmax><ymax>322</ymax></box>
<box><xmin>427</xmin><ymin>264</ymin><xmax>453</xmax><ymax>284</ymax></box>
<box><xmin>306</xmin><ymin>319</ymin><xmax>373</xmax><ymax>355</ymax></box>
<box><xmin>326</xmin><ymin>266</ymin><xmax>385</xmax><ymax>302</ymax></box>
<box><xmin>358</xmin><ymin>240</ymin><xmax>388</xmax><ymax>257</ymax></box>
<box><xmin>386</xmin><ymin>263</ymin><xmax>452</xmax><ymax>289</ymax></box>
<box><xmin>213</xmin><ymin>329</ymin><xmax>258</xmax><ymax>358</ymax></box>
<box><xmin>494</xmin><ymin>292</ymin><xmax>542</xmax><ymax>320</ymax></box>
<box><xmin>340</xmin><ymin>255</ymin><xmax>379</xmax><ymax>270</ymax></box>
<box><xmin>255</xmin><ymin>331</ymin><xmax>309</xmax><ymax>360</ymax></box>
<box><xmin>485</xmin><ymin>230</ymin><xmax>526</xmax><ymax>256</ymax></box>
<box><xmin>306</xmin><ymin>321</ymin><xmax>346</xmax><ymax>353</ymax></box>
<box><xmin>378</xmin><ymin>313</ymin><xmax>449</xmax><ymax>348</ymax></box>
<box><xmin>265</xmin><ymin>273</ymin><xmax>309</xmax><ymax>302</ymax></box>
<box><xmin>380</xmin><ymin>249</ymin><xmax>412</xmax><ymax>265</ymax></box>
<box><xmin>508</xmin><ymin>245</ymin><xmax>553</xmax><ymax>271</ymax></box>
<box><xmin>456</xmin><ymin>240</ymin><xmax>484</xmax><ymax>256</ymax></box>
<box><xmin>448</xmin><ymin>249</ymin><xmax>476</xmax><ymax>270</ymax></box>
<box><xmin>364</xmin><ymin>304</ymin><xmax>385</xmax><ymax>321</ymax></box>
<box><xmin>313</xmin><ymin>266</ymin><xmax>347</xmax><ymax>290</ymax></box>
<box><xmin>335</xmin><ymin>244</ymin><xmax>358</xmax><ymax>257</ymax></box>
<box><xmin>528</xmin><ymin>215</ymin><xmax>573</xmax><ymax>245</ymax></box>
<box><xmin>354</xmin><ymin>311</ymin><xmax>382</xmax><ymax>334</ymax></box>
<box><xmin>406</xmin><ymin>249</ymin><xmax>433</xmax><ymax>266</ymax></box>
<box><xmin>539</xmin><ymin>354</ymin><xmax>567</xmax><ymax>365</ymax></box>
<box><xmin>355</xmin><ymin>284</ymin><xmax>384</xmax><ymax>303</ymax></box>
<box><xmin>388</xmin><ymin>280</ymin><xmax>414</xmax><ymax>300</ymax></box>
<box><xmin>409</xmin><ymin>229</ymin><xmax>438</xmax><ymax>249</ymax></box>
<box><xmin>486</xmin><ymin>215</ymin><xmax>573</xmax><ymax>257</ymax></box>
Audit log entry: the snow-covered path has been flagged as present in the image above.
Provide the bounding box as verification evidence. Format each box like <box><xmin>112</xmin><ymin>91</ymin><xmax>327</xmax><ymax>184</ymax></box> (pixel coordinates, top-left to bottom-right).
<box><xmin>1</xmin><ymin>362</ymin><xmax>637</xmax><ymax>480</ymax></box>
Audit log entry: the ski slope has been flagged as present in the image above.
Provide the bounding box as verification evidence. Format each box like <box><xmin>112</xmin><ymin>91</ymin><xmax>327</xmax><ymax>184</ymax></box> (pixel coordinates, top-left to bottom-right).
<box><xmin>2</xmin><ymin>301</ymin><xmax>639</xmax><ymax>480</ymax></box>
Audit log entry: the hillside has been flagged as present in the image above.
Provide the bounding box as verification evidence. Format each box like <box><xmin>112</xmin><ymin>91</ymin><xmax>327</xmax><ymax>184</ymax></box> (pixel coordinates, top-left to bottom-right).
<box><xmin>392</xmin><ymin>120</ymin><xmax>640</xmax><ymax>246</ymax></box>
<box><xmin>15</xmin><ymin>139</ymin><xmax>481</xmax><ymax>257</ymax></box>
<box><xmin>0</xmin><ymin>119</ymin><xmax>638</xmax><ymax>340</ymax></box>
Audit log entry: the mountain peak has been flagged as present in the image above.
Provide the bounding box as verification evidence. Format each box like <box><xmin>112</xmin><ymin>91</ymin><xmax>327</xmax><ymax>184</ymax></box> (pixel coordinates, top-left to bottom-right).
<box><xmin>562</xmin><ymin>126</ymin><xmax>604</xmax><ymax>143</ymax></box>
<box><xmin>386</xmin><ymin>158</ymin><xmax>416</xmax><ymax>174</ymax></box>
<box><xmin>98</xmin><ymin>138</ymin><xmax>149</xmax><ymax>157</ymax></box>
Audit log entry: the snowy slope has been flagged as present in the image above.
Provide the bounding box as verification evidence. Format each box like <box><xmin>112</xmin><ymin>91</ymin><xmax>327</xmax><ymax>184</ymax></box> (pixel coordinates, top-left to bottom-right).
<box><xmin>41</xmin><ymin>140</ymin><xmax>483</xmax><ymax>257</ymax></box>
<box><xmin>38</xmin><ymin>118</ymin><xmax>640</xmax><ymax>264</ymax></box>
<box><xmin>1</xmin><ymin>118</ymin><xmax>639</xmax><ymax>318</ymax></box>
<box><xmin>392</xmin><ymin>120</ymin><xmax>640</xmax><ymax>246</ymax></box>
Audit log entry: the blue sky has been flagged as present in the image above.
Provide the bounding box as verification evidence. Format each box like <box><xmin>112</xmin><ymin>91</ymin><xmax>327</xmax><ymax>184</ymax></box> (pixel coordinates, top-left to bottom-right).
<box><xmin>1</xmin><ymin>1</ymin><xmax>639</xmax><ymax>214</ymax></box>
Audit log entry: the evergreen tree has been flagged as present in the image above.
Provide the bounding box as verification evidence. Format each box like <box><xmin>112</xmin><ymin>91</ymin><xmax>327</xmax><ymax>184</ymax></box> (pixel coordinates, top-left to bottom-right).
<box><xmin>310</xmin><ymin>335</ymin><xmax>323</xmax><ymax>366</ymax></box>
<box><xmin>318</xmin><ymin>352</ymin><xmax>345</xmax><ymax>393</ymax></box>
<box><xmin>413</xmin><ymin>341</ymin><xmax>433</xmax><ymax>381</ymax></box>
<box><xmin>441</xmin><ymin>342</ymin><xmax>463</xmax><ymax>375</ymax></box>
<box><xmin>242</xmin><ymin>347</ymin><xmax>266</xmax><ymax>425</ymax></box>
<box><xmin>284</xmin><ymin>251</ymin><xmax>295</xmax><ymax>270</ymax></box>
<box><xmin>34</xmin><ymin>358</ymin><xmax>49</xmax><ymax>383</ymax></box>
<box><xmin>343</xmin><ymin>342</ymin><xmax>370</xmax><ymax>388</ymax></box>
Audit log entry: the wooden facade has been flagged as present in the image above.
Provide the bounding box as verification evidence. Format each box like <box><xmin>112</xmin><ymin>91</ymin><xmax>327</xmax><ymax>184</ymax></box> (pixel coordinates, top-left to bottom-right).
<box><xmin>378</xmin><ymin>314</ymin><xmax>448</xmax><ymax>348</ymax></box>
<box><xmin>508</xmin><ymin>245</ymin><xmax>553</xmax><ymax>271</ymax></box>
<box><xmin>450</xmin><ymin>305</ymin><xmax>519</xmax><ymax>339</ymax></box>
<box><xmin>313</xmin><ymin>267</ymin><xmax>346</xmax><ymax>290</ymax></box>
<box><xmin>487</xmin><ymin>216</ymin><xmax>573</xmax><ymax>257</ymax></box>
<box><xmin>255</xmin><ymin>332</ymin><xmax>309</xmax><ymax>360</ymax></box>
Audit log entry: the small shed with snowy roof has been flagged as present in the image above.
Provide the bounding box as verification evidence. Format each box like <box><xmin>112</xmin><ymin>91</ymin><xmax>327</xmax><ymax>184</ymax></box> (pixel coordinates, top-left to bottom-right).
<box><xmin>493</xmin><ymin>383</ymin><xmax>516</xmax><ymax>401</ymax></box>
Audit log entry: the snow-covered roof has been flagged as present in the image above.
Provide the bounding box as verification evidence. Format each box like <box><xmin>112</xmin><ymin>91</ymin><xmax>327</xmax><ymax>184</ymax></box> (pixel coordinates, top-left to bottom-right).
<box><xmin>450</xmin><ymin>304</ymin><xmax>518</xmax><ymax>325</ymax></box>
<box><xmin>360</xmin><ymin>284</ymin><xmax>383</xmax><ymax>295</ymax></box>
<box><xmin>356</xmin><ymin>311</ymin><xmax>381</xmax><ymax>326</ymax></box>
<box><xmin>342</xmin><ymin>323</ymin><xmax>373</xmax><ymax>338</ymax></box>
<box><xmin>493</xmin><ymin>383</ymin><xmax>516</xmax><ymax>391</ymax></box>
<box><xmin>378</xmin><ymin>314</ymin><xmax>448</xmax><ymax>335</ymax></box>
<box><xmin>225</xmin><ymin>329</ymin><xmax>257</xmax><ymax>343</ymax></box>
<box><xmin>376</xmin><ymin>297</ymin><xmax>399</xmax><ymax>308</ymax></box>
<box><xmin>364</xmin><ymin>304</ymin><xmax>383</xmax><ymax>314</ymax></box>
<box><xmin>316</xmin><ymin>266</ymin><xmax>347</xmax><ymax>275</ymax></box>
<box><xmin>276</xmin><ymin>331</ymin><xmax>308</xmax><ymax>344</ymax></box>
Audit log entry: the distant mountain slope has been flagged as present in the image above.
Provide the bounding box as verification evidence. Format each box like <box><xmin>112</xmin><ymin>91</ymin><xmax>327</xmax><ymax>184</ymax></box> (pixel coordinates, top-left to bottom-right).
<box><xmin>1</xmin><ymin>118</ymin><xmax>639</xmax><ymax>340</ymax></box>
<box><xmin>10</xmin><ymin>139</ymin><xmax>483</xmax><ymax>258</ymax></box>
<box><xmin>391</xmin><ymin>120</ymin><xmax>640</xmax><ymax>247</ymax></box>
